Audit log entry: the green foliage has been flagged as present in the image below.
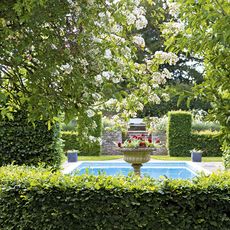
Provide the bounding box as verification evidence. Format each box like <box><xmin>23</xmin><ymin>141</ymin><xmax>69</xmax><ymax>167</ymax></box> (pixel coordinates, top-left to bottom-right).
<box><xmin>0</xmin><ymin>110</ymin><xmax>63</xmax><ymax>169</ymax></box>
<box><xmin>77</xmin><ymin>113</ymin><xmax>102</xmax><ymax>156</ymax></box>
<box><xmin>0</xmin><ymin>165</ymin><xmax>230</xmax><ymax>230</ymax></box>
<box><xmin>61</xmin><ymin>119</ymin><xmax>77</xmax><ymax>132</ymax></box>
<box><xmin>167</xmin><ymin>111</ymin><xmax>192</xmax><ymax>156</ymax></box>
<box><xmin>61</xmin><ymin>131</ymin><xmax>79</xmax><ymax>152</ymax></box>
<box><xmin>164</xmin><ymin>0</ymin><xmax>230</xmax><ymax>168</ymax></box>
<box><xmin>191</xmin><ymin>131</ymin><xmax>222</xmax><ymax>157</ymax></box>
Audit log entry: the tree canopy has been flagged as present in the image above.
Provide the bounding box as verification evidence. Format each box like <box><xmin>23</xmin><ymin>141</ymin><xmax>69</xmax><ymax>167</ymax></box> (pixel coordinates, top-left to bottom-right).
<box><xmin>0</xmin><ymin>0</ymin><xmax>178</xmax><ymax>126</ymax></box>
<box><xmin>164</xmin><ymin>0</ymin><xmax>230</xmax><ymax>167</ymax></box>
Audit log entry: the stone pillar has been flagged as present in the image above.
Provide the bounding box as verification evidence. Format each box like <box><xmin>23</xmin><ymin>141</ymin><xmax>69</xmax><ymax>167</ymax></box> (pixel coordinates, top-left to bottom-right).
<box><xmin>101</xmin><ymin>130</ymin><xmax>122</xmax><ymax>155</ymax></box>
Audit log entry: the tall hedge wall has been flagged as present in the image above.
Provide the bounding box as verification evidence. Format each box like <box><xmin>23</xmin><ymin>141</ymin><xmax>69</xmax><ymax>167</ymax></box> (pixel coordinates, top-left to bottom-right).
<box><xmin>0</xmin><ymin>165</ymin><xmax>229</xmax><ymax>230</ymax></box>
<box><xmin>192</xmin><ymin>131</ymin><xmax>222</xmax><ymax>156</ymax></box>
<box><xmin>167</xmin><ymin>111</ymin><xmax>192</xmax><ymax>156</ymax></box>
<box><xmin>0</xmin><ymin>111</ymin><xmax>63</xmax><ymax>169</ymax></box>
<box><xmin>77</xmin><ymin>113</ymin><xmax>102</xmax><ymax>156</ymax></box>
<box><xmin>61</xmin><ymin>131</ymin><xmax>79</xmax><ymax>152</ymax></box>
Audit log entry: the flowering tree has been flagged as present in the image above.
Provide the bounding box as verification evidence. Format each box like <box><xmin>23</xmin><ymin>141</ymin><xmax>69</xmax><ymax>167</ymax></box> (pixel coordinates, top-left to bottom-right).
<box><xmin>0</xmin><ymin>0</ymin><xmax>180</xmax><ymax>145</ymax></box>
<box><xmin>163</xmin><ymin>0</ymin><xmax>230</xmax><ymax>167</ymax></box>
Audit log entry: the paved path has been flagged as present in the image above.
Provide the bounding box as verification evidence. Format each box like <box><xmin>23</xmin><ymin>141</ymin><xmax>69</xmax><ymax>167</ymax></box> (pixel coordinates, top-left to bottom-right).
<box><xmin>199</xmin><ymin>162</ymin><xmax>224</xmax><ymax>172</ymax></box>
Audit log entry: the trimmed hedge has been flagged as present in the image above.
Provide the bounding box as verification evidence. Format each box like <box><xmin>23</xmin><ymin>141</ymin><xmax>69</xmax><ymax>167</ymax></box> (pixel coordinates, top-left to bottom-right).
<box><xmin>0</xmin><ymin>110</ymin><xmax>63</xmax><ymax>169</ymax></box>
<box><xmin>77</xmin><ymin>113</ymin><xmax>102</xmax><ymax>156</ymax></box>
<box><xmin>167</xmin><ymin>111</ymin><xmax>192</xmax><ymax>156</ymax></box>
<box><xmin>191</xmin><ymin>131</ymin><xmax>222</xmax><ymax>156</ymax></box>
<box><xmin>0</xmin><ymin>165</ymin><xmax>230</xmax><ymax>229</ymax></box>
<box><xmin>61</xmin><ymin>131</ymin><xmax>79</xmax><ymax>152</ymax></box>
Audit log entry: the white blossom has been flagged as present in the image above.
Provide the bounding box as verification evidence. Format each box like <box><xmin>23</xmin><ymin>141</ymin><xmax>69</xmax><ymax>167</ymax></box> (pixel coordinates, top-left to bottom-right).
<box><xmin>102</xmin><ymin>71</ymin><xmax>114</xmax><ymax>79</ymax></box>
<box><xmin>60</xmin><ymin>63</ymin><xmax>73</xmax><ymax>74</ymax></box>
<box><xmin>51</xmin><ymin>69</ymin><xmax>60</xmax><ymax>77</ymax></box>
<box><xmin>93</xmin><ymin>37</ymin><xmax>102</xmax><ymax>43</ymax></box>
<box><xmin>135</xmin><ymin>15</ymin><xmax>148</xmax><ymax>30</ymax></box>
<box><xmin>161</xmin><ymin>93</ymin><xmax>170</xmax><ymax>102</ymax></box>
<box><xmin>162</xmin><ymin>68</ymin><xmax>172</xmax><ymax>79</ymax></box>
<box><xmin>133</xmin><ymin>0</ymin><xmax>141</xmax><ymax>6</ymax></box>
<box><xmin>80</xmin><ymin>58</ymin><xmax>88</xmax><ymax>66</ymax></box>
<box><xmin>105</xmin><ymin>98</ymin><xmax>117</xmax><ymax>106</ymax></box>
<box><xmin>104</xmin><ymin>49</ymin><xmax>112</xmax><ymax>59</ymax></box>
<box><xmin>140</xmin><ymin>83</ymin><xmax>151</xmax><ymax>93</ymax></box>
<box><xmin>155</xmin><ymin>51</ymin><xmax>178</xmax><ymax>65</ymax></box>
<box><xmin>149</xmin><ymin>94</ymin><xmax>161</xmax><ymax>104</ymax></box>
<box><xmin>121</xmin><ymin>46</ymin><xmax>132</xmax><ymax>58</ymax></box>
<box><xmin>98</xmin><ymin>12</ymin><xmax>105</xmax><ymax>18</ymax></box>
<box><xmin>127</xmin><ymin>13</ymin><xmax>136</xmax><ymax>25</ymax></box>
<box><xmin>86</xmin><ymin>109</ymin><xmax>95</xmax><ymax>118</ymax></box>
<box><xmin>95</xmin><ymin>74</ymin><xmax>103</xmax><ymax>83</ymax></box>
<box><xmin>111</xmin><ymin>24</ymin><xmax>123</xmax><ymax>33</ymax></box>
<box><xmin>113</xmin><ymin>0</ymin><xmax>121</xmax><ymax>4</ymax></box>
<box><xmin>92</xmin><ymin>93</ymin><xmax>102</xmax><ymax>100</ymax></box>
<box><xmin>133</xmin><ymin>35</ymin><xmax>145</xmax><ymax>48</ymax></box>
<box><xmin>162</xmin><ymin>22</ymin><xmax>184</xmax><ymax>36</ymax></box>
<box><xmin>112</xmin><ymin>77</ymin><xmax>120</xmax><ymax>83</ymax></box>
<box><xmin>89</xmin><ymin>135</ymin><xmax>97</xmax><ymax>142</ymax></box>
<box><xmin>167</xmin><ymin>1</ymin><xmax>180</xmax><ymax>17</ymax></box>
<box><xmin>132</xmin><ymin>7</ymin><xmax>145</xmax><ymax>16</ymax></box>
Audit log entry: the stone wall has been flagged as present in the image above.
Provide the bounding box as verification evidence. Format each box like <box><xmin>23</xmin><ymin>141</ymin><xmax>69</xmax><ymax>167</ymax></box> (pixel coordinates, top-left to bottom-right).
<box><xmin>152</xmin><ymin>132</ymin><xmax>168</xmax><ymax>155</ymax></box>
<box><xmin>101</xmin><ymin>130</ymin><xmax>122</xmax><ymax>155</ymax></box>
<box><xmin>101</xmin><ymin>130</ymin><xmax>168</xmax><ymax>155</ymax></box>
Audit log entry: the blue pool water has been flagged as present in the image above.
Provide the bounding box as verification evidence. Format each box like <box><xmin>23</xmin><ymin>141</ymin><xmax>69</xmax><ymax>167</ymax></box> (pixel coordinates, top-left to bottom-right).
<box><xmin>71</xmin><ymin>162</ymin><xmax>197</xmax><ymax>179</ymax></box>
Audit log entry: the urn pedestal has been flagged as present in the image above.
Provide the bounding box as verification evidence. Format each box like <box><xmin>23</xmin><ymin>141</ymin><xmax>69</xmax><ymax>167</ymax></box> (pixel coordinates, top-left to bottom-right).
<box><xmin>120</xmin><ymin>148</ymin><xmax>153</xmax><ymax>176</ymax></box>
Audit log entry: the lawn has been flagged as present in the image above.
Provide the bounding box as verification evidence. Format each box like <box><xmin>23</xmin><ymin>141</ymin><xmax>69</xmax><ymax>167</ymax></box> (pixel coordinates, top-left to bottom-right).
<box><xmin>78</xmin><ymin>155</ymin><xmax>222</xmax><ymax>162</ymax></box>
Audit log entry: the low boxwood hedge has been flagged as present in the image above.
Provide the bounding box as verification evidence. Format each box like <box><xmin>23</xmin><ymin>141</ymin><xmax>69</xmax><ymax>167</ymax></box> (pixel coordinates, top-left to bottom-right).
<box><xmin>0</xmin><ymin>165</ymin><xmax>229</xmax><ymax>229</ymax></box>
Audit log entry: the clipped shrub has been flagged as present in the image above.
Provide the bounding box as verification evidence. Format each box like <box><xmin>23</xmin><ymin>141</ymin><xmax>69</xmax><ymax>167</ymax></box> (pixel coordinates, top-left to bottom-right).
<box><xmin>167</xmin><ymin>111</ymin><xmax>192</xmax><ymax>156</ymax></box>
<box><xmin>61</xmin><ymin>131</ymin><xmax>79</xmax><ymax>152</ymax></box>
<box><xmin>77</xmin><ymin>113</ymin><xmax>102</xmax><ymax>156</ymax></box>
<box><xmin>0</xmin><ymin>165</ymin><xmax>230</xmax><ymax>230</ymax></box>
<box><xmin>191</xmin><ymin>131</ymin><xmax>222</xmax><ymax>156</ymax></box>
<box><xmin>0</xmin><ymin>110</ymin><xmax>63</xmax><ymax>169</ymax></box>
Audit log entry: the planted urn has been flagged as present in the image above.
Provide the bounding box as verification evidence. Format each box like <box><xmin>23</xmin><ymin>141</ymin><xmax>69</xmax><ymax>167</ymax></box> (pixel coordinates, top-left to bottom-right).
<box><xmin>118</xmin><ymin>135</ymin><xmax>160</xmax><ymax>176</ymax></box>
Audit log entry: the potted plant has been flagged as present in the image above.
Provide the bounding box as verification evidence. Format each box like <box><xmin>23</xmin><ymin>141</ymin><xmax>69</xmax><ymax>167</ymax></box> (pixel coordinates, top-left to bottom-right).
<box><xmin>117</xmin><ymin>135</ymin><xmax>160</xmax><ymax>176</ymax></box>
<box><xmin>190</xmin><ymin>149</ymin><xmax>203</xmax><ymax>162</ymax></box>
<box><xmin>67</xmin><ymin>150</ymin><xmax>78</xmax><ymax>162</ymax></box>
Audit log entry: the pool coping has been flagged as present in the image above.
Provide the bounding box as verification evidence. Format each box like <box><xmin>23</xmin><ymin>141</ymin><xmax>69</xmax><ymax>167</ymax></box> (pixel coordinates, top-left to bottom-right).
<box><xmin>62</xmin><ymin>160</ymin><xmax>211</xmax><ymax>175</ymax></box>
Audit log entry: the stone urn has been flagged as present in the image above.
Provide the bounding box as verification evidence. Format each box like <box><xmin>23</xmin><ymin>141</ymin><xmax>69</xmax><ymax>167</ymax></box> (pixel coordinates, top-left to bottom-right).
<box><xmin>120</xmin><ymin>148</ymin><xmax>153</xmax><ymax>176</ymax></box>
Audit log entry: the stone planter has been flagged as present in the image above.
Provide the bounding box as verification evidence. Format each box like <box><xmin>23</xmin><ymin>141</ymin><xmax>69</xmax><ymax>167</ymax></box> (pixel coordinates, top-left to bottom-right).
<box><xmin>67</xmin><ymin>150</ymin><xmax>78</xmax><ymax>162</ymax></box>
<box><xmin>120</xmin><ymin>148</ymin><xmax>153</xmax><ymax>176</ymax></box>
<box><xmin>191</xmin><ymin>151</ymin><xmax>202</xmax><ymax>162</ymax></box>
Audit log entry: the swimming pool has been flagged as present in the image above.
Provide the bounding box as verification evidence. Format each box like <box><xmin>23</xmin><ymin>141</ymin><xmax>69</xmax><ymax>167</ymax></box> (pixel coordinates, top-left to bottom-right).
<box><xmin>67</xmin><ymin>161</ymin><xmax>206</xmax><ymax>180</ymax></box>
